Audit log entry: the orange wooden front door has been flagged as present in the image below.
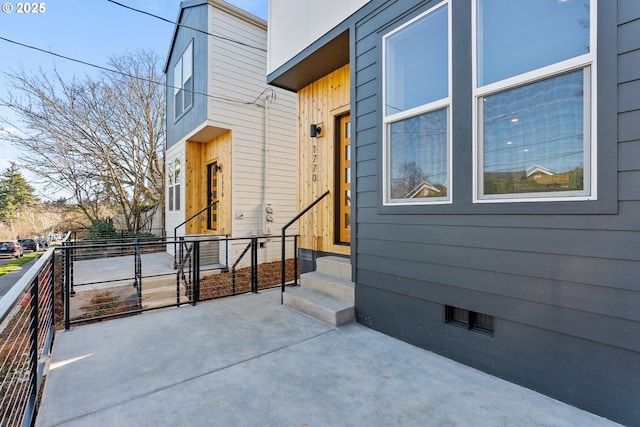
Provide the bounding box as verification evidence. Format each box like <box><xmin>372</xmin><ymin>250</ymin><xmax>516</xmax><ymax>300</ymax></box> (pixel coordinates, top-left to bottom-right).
<box><xmin>207</xmin><ymin>162</ymin><xmax>218</xmax><ymax>231</ymax></box>
<box><xmin>338</xmin><ymin>114</ymin><xmax>351</xmax><ymax>244</ymax></box>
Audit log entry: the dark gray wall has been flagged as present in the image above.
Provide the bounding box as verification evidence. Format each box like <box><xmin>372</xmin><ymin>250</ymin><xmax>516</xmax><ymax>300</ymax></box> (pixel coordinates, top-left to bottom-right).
<box><xmin>352</xmin><ymin>1</ymin><xmax>640</xmax><ymax>425</ymax></box>
<box><xmin>166</xmin><ymin>3</ymin><xmax>208</xmax><ymax>149</ymax></box>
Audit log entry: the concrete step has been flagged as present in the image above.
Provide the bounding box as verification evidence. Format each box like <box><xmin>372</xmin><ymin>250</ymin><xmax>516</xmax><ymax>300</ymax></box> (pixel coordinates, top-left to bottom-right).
<box><xmin>137</xmin><ymin>275</ymin><xmax>176</xmax><ymax>290</ymax></box>
<box><xmin>301</xmin><ymin>270</ymin><xmax>354</xmax><ymax>303</ymax></box>
<box><xmin>283</xmin><ymin>287</ymin><xmax>354</xmax><ymax>327</ymax></box>
<box><xmin>142</xmin><ymin>284</ymin><xmax>186</xmax><ymax>301</ymax></box>
<box><xmin>142</xmin><ymin>296</ymin><xmax>184</xmax><ymax>310</ymax></box>
<box><xmin>316</xmin><ymin>256</ymin><xmax>351</xmax><ymax>280</ymax></box>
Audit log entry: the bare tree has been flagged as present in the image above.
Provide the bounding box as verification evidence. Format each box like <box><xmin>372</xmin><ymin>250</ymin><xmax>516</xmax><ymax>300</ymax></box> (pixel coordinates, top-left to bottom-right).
<box><xmin>1</xmin><ymin>50</ymin><xmax>165</xmax><ymax>233</ymax></box>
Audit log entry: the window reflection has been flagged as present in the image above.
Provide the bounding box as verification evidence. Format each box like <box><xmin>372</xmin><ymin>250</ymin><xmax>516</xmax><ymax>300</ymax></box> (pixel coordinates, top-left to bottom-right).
<box><xmin>482</xmin><ymin>70</ymin><xmax>586</xmax><ymax>195</ymax></box>
<box><xmin>385</xmin><ymin>4</ymin><xmax>448</xmax><ymax>115</ymax></box>
<box><xmin>477</xmin><ymin>0</ymin><xmax>590</xmax><ymax>86</ymax></box>
<box><xmin>389</xmin><ymin>108</ymin><xmax>448</xmax><ymax>200</ymax></box>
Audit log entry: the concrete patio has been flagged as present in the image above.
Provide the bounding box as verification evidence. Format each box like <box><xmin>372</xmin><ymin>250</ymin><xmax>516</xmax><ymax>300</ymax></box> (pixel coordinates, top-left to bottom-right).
<box><xmin>36</xmin><ymin>288</ymin><xmax>622</xmax><ymax>427</ymax></box>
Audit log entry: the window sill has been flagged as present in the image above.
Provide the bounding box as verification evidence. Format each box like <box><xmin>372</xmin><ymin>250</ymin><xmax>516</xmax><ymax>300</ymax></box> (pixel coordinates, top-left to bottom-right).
<box><xmin>377</xmin><ymin>197</ymin><xmax>617</xmax><ymax>215</ymax></box>
<box><xmin>174</xmin><ymin>104</ymin><xmax>193</xmax><ymax>124</ymax></box>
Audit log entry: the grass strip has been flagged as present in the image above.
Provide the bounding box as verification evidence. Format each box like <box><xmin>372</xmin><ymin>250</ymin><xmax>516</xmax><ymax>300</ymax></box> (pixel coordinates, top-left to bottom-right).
<box><xmin>0</xmin><ymin>253</ymin><xmax>39</xmax><ymax>276</ymax></box>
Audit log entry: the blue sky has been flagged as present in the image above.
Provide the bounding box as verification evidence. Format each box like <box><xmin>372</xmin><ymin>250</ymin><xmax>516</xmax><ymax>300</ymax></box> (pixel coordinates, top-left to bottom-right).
<box><xmin>0</xmin><ymin>0</ymin><xmax>268</xmax><ymax>191</ymax></box>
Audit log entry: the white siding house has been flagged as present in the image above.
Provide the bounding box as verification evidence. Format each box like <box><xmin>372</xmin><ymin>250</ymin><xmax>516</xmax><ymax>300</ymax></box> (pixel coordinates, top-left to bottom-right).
<box><xmin>165</xmin><ymin>0</ymin><xmax>297</xmax><ymax>266</ymax></box>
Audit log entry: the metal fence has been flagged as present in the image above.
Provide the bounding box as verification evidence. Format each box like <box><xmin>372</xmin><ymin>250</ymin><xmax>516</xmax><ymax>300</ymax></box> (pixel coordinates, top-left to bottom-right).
<box><xmin>60</xmin><ymin>235</ymin><xmax>300</xmax><ymax>329</ymax></box>
<box><xmin>0</xmin><ymin>234</ymin><xmax>300</xmax><ymax>426</ymax></box>
<box><xmin>70</xmin><ymin>228</ymin><xmax>165</xmax><ymax>242</ymax></box>
<box><xmin>177</xmin><ymin>236</ymin><xmax>300</xmax><ymax>304</ymax></box>
<box><xmin>0</xmin><ymin>249</ymin><xmax>57</xmax><ymax>427</ymax></box>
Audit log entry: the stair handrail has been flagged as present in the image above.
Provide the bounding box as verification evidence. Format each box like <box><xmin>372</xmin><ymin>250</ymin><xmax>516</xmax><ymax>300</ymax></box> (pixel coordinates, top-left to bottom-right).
<box><xmin>232</xmin><ymin>240</ymin><xmax>253</xmax><ymax>295</ymax></box>
<box><xmin>280</xmin><ymin>190</ymin><xmax>330</xmax><ymax>304</ymax></box>
<box><xmin>133</xmin><ymin>238</ymin><xmax>142</xmax><ymax>307</ymax></box>
<box><xmin>173</xmin><ymin>200</ymin><xmax>219</xmax><ymax>268</ymax></box>
<box><xmin>176</xmin><ymin>242</ymin><xmax>194</xmax><ymax>305</ymax></box>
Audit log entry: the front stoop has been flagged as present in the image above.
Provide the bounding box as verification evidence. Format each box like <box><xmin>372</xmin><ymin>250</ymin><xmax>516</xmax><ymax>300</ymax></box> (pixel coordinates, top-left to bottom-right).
<box><xmin>283</xmin><ymin>256</ymin><xmax>354</xmax><ymax>327</ymax></box>
<box><xmin>141</xmin><ymin>275</ymin><xmax>186</xmax><ymax>309</ymax></box>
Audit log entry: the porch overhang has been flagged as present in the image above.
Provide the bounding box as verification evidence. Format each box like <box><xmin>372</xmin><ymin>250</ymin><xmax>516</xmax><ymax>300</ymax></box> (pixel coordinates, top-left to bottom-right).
<box><xmin>267</xmin><ymin>30</ymin><xmax>349</xmax><ymax>92</ymax></box>
<box><xmin>186</xmin><ymin>121</ymin><xmax>230</xmax><ymax>143</ymax></box>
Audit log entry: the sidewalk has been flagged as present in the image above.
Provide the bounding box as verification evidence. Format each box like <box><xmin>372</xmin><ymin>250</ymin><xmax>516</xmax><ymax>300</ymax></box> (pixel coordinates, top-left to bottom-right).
<box><xmin>36</xmin><ymin>289</ymin><xmax>622</xmax><ymax>427</ymax></box>
<box><xmin>0</xmin><ymin>258</ymin><xmax>35</xmax><ymax>297</ymax></box>
<box><xmin>73</xmin><ymin>252</ymin><xmax>174</xmax><ymax>288</ymax></box>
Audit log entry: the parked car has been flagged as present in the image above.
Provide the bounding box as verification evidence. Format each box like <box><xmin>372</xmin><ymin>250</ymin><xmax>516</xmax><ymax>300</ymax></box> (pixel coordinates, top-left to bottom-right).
<box><xmin>18</xmin><ymin>238</ymin><xmax>40</xmax><ymax>252</ymax></box>
<box><xmin>37</xmin><ymin>238</ymin><xmax>49</xmax><ymax>248</ymax></box>
<box><xmin>0</xmin><ymin>241</ymin><xmax>24</xmax><ymax>258</ymax></box>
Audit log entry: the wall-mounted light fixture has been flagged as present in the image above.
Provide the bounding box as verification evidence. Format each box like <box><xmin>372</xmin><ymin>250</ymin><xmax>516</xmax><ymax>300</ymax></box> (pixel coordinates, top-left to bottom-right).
<box><xmin>310</xmin><ymin>123</ymin><xmax>321</xmax><ymax>138</ymax></box>
<box><xmin>214</xmin><ymin>164</ymin><xmax>222</xmax><ymax>173</ymax></box>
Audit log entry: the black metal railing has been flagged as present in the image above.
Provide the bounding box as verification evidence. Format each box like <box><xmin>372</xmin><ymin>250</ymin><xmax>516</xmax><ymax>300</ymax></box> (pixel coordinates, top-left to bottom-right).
<box><xmin>232</xmin><ymin>241</ymin><xmax>252</xmax><ymax>295</ymax></box>
<box><xmin>176</xmin><ymin>241</ymin><xmax>191</xmax><ymax>305</ymax></box>
<box><xmin>59</xmin><ymin>235</ymin><xmax>299</xmax><ymax>326</ymax></box>
<box><xmin>175</xmin><ymin>236</ymin><xmax>294</xmax><ymax>304</ymax></box>
<box><xmin>60</xmin><ymin>240</ymin><xmax>172</xmax><ymax>328</ymax></box>
<box><xmin>70</xmin><ymin>227</ymin><xmax>165</xmax><ymax>242</ymax></box>
<box><xmin>173</xmin><ymin>201</ymin><xmax>219</xmax><ymax>268</ymax></box>
<box><xmin>0</xmin><ymin>232</ymin><xmax>302</xmax><ymax>426</ymax></box>
<box><xmin>281</xmin><ymin>190</ymin><xmax>330</xmax><ymax>304</ymax></box>
<box><xmin>0</xmin><ymin>249</ymin><xmax>57</xmax><ymax>427</ymax></box>
<box><xmin>61</xmin><ymin>231</ymin><xmax>76</xmax><ymax>301</ymax></box>
<box><xmin>133</xmin><ymin>238</ymin><xmax>142</xmax><ymax>307</ymax></box>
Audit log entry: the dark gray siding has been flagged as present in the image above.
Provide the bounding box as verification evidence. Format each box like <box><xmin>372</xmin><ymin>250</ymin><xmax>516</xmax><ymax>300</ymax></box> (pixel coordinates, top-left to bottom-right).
<box><xmin>166</xmin><ymin>4</ymin><xmax>208</xmax><ymax>149</ymax></box>
<box><xmin>352</xmin><ymin>0</ymin><xmax>640</xmax><ymax>425</ymax></box>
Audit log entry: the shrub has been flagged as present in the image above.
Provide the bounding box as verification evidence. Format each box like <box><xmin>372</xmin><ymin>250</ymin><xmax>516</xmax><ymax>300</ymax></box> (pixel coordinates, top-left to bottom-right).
<box><xmin>88</xmin><ymin>220</ymin><xmax>117</xmax><ymax>240</ymax></box>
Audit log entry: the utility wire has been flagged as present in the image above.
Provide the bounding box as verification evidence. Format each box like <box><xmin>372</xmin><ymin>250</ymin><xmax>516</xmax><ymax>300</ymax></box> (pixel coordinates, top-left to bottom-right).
<box><xmin>0</xmin><ymin>36</ymin><xmax>274</xmax><ymax>105</ymax></box>
<box><xmin>105</xmin><ymin>0</ymin><xmax>267</xmax><ymax>52</ymax></box>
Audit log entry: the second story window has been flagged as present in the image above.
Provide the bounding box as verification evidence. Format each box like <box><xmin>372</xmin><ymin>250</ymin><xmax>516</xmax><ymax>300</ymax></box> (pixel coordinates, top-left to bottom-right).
<box><xmin>174</xmin><ymin>41</ymin><xmax>193</xmax><ymax>120</ymax></box>
<box><xmin>474</xmin><ymin>0</ymin><xmax>595</xmax><ymax>202</ymax></box>
<box><xmin>383</xmin><ymin>2</ymin><xmax>451</xmax><ymax>205</ymax></box>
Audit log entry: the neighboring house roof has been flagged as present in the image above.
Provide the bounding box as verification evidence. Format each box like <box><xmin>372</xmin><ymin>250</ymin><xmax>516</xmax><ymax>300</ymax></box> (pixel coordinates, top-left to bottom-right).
<box><xmin>163</xmin><ymin>0</ymin><xmax>267</xmax><ymax>73</ymax></box>
<box><xmin>405</xmin><ymin>180</ymin><xmax>440</xmax><ymax>199</ymax></box>
<box><xmin>526</xmin><ymin>164</ymin><xmax>555</xmax><ymax>178</ymax></box>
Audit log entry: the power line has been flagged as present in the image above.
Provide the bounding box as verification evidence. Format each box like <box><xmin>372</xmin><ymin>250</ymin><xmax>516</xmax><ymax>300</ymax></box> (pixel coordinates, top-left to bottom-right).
<box><xmin>0</xmin><ymin>36</ymin><xmax>273</xmax><ymax>106</ymax></box>
<box><xmin>105</xmin><ymin>0</ymin><xmax>267</xmax><ymax>53</ymax></box>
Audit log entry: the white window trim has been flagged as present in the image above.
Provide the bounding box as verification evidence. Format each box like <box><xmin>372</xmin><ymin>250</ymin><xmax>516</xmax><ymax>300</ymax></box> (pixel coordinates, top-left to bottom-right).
<box><xmin>167</xmin><ymin>156</ymin><xmax>182</xmax><ymax>212</ymax></box>
<box><xmin>174</xmin><ymin>41</ymin><xmax>194</xmax><ymax>121</ymax></box>
<box><xmin>382</xmin><ymin>0</ymin><xmax>453</xmax><ymax>206</ymax></box>
<box><xmin>472</xmin><ymin>0</ymin><xmax>598</xmax><ymax>204</ymax></box>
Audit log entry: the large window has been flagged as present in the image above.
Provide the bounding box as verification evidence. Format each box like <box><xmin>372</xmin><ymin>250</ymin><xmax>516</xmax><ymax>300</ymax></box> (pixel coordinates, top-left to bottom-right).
<box><xmin>474</xmin><ymin>0</ymin><xmax>595</xmax><ymax>202</ymax></box>
<box><xmin>174</xmin><ymin>41</ymin><xmax>193</xmax><ymax>120</ymax></box>
<box><xmin>383</xmin><ymin>2</ymin><xmax>451</xmax><ymax>205</ymax></box>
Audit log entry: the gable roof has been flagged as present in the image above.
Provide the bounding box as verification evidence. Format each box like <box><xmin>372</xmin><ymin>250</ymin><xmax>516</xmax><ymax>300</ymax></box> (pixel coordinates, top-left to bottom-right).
<box><xmin>163</xmin><ymin>0</ymin><xmax>267</xmax><ymax>73</ymax></box>
<box><xmin>526</xmin><ymin>164</ymin><xmax>555</xmax><ymax>178</ymax></box>
<box><xmin>405</xmin><ymin>180</ymin><xmax>441</xmax><ymax>199</ymax></box>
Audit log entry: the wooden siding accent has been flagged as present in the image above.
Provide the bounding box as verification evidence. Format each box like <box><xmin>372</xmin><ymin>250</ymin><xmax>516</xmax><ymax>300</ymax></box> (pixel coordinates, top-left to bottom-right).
<box><xmin>185</xmin><ymin>131</ymin><xmax>232</xmax><ymax>235</ymax></box>
<box><xmin>297</xmin><ymin>64</ymin><xmax>350</xmax><ymax>256</ymax></box>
